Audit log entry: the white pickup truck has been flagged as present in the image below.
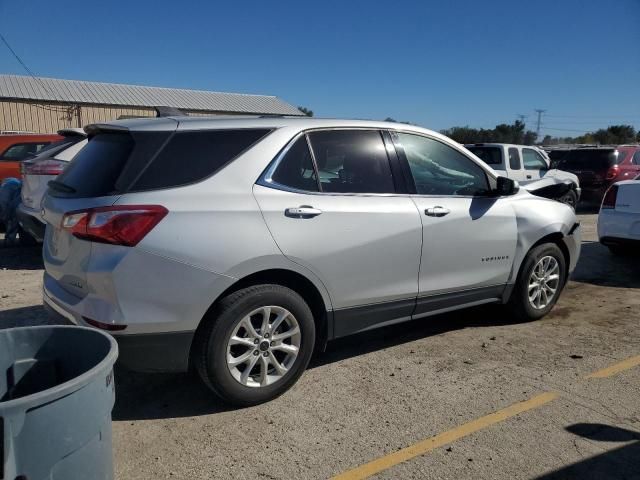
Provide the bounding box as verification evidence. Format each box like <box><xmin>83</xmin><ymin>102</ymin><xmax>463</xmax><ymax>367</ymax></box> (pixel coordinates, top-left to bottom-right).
<box><xmin>466</xmin><ymin>143</ymin><xmax>581</xmax><ymax>208</ymax></box>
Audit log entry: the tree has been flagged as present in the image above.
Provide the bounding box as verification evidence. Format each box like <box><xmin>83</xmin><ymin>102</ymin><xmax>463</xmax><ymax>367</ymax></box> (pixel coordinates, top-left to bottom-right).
<box><xmin>298</xmin><ymin>106</ymin><xmax>313</xmax><ymax>117</ymax></box>
<box><xmin>441</xmin><ymin>121</ymin><xmax>537</xmax><ymax>145</ymax></box>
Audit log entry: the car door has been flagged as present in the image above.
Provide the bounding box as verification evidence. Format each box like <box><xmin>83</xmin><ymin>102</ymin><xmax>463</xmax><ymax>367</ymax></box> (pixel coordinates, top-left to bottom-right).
<box><xmin>522</xmin><ymin>147</ymin><xmax>549</xmax><ymax>184</ymax></box>
<box><xmin>254</xmin><ymin>129</ymin><xmax>423</xmax><ymax>337</ymax></box>
<box><xmin>389</xmin><ymin>131</ymin><xmax>517</xmax><ymax>316</ymax></box>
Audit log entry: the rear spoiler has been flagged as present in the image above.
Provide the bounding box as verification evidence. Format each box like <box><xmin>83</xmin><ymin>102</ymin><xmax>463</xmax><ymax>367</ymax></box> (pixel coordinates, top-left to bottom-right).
<box><xmin>154</xmin><ymin>106</ymin><xmax>187</xmax><ymax>117</ymax></box>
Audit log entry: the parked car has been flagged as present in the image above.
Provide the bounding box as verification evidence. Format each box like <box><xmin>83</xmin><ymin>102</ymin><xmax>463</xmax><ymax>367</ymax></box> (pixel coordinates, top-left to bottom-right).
<box><xmin>41</xmin><ymin>117</ymin><xmax>581</xmax><ymax>406</ymax></box>
<box><xmin>0</xmin><ymin>133</ymin><xmax>62</xmax><ymax>181</ymax></box>
<box><xmin>465</xmin><ymin>143</ymin><xmax>581</xmax><ymax>208</ymax></box>
<box><xmin>552</xmin><ymin>146</ymin><xmax>637</xmax><ymax>203</ymax></box>
<box><xmin>16</xmin><ymin>129</ymin><xmax>88</xmax><ymax>241</ymax></box>
<box><xmin>598</xmin><ymin>179</ymin><xmax>640</xmax><ymax>255</ymax></box>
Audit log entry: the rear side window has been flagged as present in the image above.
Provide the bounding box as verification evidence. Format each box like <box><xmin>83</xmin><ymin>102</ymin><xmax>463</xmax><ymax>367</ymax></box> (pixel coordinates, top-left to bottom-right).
<box><xmin>508</xmin><ymin>148</ymin><xmax>521</xmax><ymax>170</ymax></box>
<box><xmin>307</xmin><ymin>130</ymin><xmax>395</xmax><ymax>193</ymax></box>
<box><xmin>467</xmin><ymin>146</ymin><xmax>502</xmax><ymax>165</ymax></box>
<box><xmin>1</xmin><ymin>142</ymin><xmax>50</xmax><ymax>160</ymax></box>
<box><xmin>633</xmin><ymin>151</ymin><xmax>640</xmax><ymax>166</ymax></box>
<box><xmin>132</xmin><ymin>129</ymin><xmax>271</xmax><ymax>191</ymax></box>
<box><xmin>53</xmin><ymin>133</ymin><xmax>134</xmax><ymax>197</ymax></box>
<box><xmin>270</xmin><ymin>136</ymin><xmax>319</xmax><ymax>192</ymax></box>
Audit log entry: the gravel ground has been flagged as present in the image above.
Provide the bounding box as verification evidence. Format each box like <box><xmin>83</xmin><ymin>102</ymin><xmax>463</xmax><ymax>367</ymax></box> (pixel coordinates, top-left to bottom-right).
<box><xmin>1</xmin><ymin>213</ymin><xmax>639</xmax><ymax>479</ymax></box>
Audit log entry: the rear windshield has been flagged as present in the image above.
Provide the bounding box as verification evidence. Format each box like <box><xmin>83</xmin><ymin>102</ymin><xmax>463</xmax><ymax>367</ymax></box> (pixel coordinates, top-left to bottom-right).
<box><xmin>30</xmin><ymin>136</ymin><xmax>84</xmax><ymax>159</ymax></box>
<box><xmin>466</xmin><ymin>146</ymin><xmax>503</xmax><ymax>165</ymax></box>
<box><xmin>49</xmin><ymin>129</ymin><xmax>271</xmax><ymax>198</ymax></box>
<box><xmin>52</xmin><ymin>133</ymin><xmax>134</xmax><ymax>197</ymax></box>
<box><xmin>556</xmin><ymin>149</ymin><xmax>618</xmax><ymax>170</ymax></box>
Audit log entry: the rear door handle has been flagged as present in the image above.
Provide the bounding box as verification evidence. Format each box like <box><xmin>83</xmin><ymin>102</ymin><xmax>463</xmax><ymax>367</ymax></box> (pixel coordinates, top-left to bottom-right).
<box><xmin>285</xmin><ymin>206</ymin><xmax>323</xmax><ymax>218</ymax></box>
<box><xmin>526</xmin><ymin>175</ymin><xmax>532</xmax><ymax>179</ymax></box>
<box><xmin>425</xmin><ymin>206</ymin><xmax>450</xmax><ymax>217</ymax></box>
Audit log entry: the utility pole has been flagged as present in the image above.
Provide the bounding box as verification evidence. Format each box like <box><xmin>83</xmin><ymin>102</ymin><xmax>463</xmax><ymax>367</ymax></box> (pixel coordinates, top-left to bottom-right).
<box><xmin>534</xmin><ymin>109</ymin><xmax>546</xmax><ymax>138</ymax></box>
<box><xmin>516</xmin><ymin>114</ymin><xmax>528</xmax><ymax>124</ymax></box>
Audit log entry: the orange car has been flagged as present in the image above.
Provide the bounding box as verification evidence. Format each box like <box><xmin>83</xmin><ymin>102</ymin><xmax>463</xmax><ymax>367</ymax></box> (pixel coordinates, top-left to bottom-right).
<box><xmin>0</xmin><ymin>133</ymin><xmax>63</xmax><ymax>181</ymax></box>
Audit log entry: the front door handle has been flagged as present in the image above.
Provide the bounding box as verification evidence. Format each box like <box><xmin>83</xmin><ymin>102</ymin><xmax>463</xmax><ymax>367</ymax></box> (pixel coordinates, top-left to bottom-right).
<box><xmin>425</xmin><ymin>206</ymin><xmax>450</xmax><ymax>217</ymax></box>
<box><xmin>526</xmin><ymin>175</ymin><xmax>532</xmax><ymax>179</ymax></box>
<box><xmin>285</xmin><ymin>206</ymin><xmax>323</xmax><ymax>218</ymax></box>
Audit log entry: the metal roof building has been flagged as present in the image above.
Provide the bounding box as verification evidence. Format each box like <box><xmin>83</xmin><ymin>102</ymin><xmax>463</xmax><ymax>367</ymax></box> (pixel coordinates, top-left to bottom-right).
<box><xmin>0</xmin><ymin>74</ymin><xmax>303</xmax><ymax>133</ymax></box>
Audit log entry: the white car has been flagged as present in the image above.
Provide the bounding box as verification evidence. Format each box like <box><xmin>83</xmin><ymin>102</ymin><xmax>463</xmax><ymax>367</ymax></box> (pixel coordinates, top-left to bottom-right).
<box><xmin>598</xmin><ymin>178</ymin><xmax>640</xmax><ymax>255</ymax></box>
<box><xmin>17</xmin><ymin>129</ymin><xmax>87</xmax><ymax>241</ymax></box>
<box><xmin>466</xmin><ymin>143</ymin><xmax>581</xmax><ymax>208</ymax></box>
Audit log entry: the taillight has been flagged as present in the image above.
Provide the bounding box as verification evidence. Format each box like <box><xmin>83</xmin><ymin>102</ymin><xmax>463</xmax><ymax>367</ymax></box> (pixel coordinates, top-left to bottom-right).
<box><xmin>61</xmin><ymin>205</ymin><xmax>168</xmax><ymax>246</ymax></box>
<box><xmin>605</xmin><ymin>164</ymin><xmax>619</xmax><ymax>181</ymax></box>
<box><xmin>23</xmin><ymin>159</ymin><xmax>67</xmax><ymax>176</ymax></box>
<box><xmin>83</xmin><ymin>317</ymin><xmax>127</xmax><ymax>331</ymax></box>
<box><xmin>601</xmin><ymin>185</ymin><xmax>618</xmax><ymax>209</ymax></box>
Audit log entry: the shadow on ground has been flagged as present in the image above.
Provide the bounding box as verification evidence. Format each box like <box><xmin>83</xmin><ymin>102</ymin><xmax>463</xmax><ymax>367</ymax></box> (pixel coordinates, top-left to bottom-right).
<box><xmin>535</xmin><ymin>423</ymin><xmax>640</xmax><ymax>479</ymax></box>
<box><xmin>571</xmin><ymin>241</ymin><xmax>640</xmax><ymax>288</ymax></box>
<box><xmin>112</xmin><ymin>303</ymin><xmax>528</xmax><ymax>421</ymax></box>
<box><xmin>0</xmin><ymin>245</ymin><xmax>43</xmax><ymax>270</ymax></box>
<box><xmin>0</xmin><ymin>305</ymin><xmax>51</xmax><ymax>328</ymax></box>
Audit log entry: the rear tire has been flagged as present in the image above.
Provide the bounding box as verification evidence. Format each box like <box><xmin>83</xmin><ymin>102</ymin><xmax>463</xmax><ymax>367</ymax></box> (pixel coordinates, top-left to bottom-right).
<box><xmin>194</xmin><ymin>284</ymin><xmax>315</xmax><ymax>407</ymax></box>
<box><xmin>507</xmin><ymin>243</ymin><xmax>567</xmax><ymax>321</ymax></box>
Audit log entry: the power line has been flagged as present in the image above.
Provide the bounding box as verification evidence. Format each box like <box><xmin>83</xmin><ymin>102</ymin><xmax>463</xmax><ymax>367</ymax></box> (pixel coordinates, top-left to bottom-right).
<box><xmin>0</xmin><ymin>30</ymin><xmax>69</xmax><ymax>113</ymax></box>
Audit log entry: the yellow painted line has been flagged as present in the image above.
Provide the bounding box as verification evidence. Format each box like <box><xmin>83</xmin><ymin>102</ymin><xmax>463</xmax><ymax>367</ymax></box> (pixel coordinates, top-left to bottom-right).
<box><xmin>586</xmin><ymin>355</ymin><xmax>640</xmax><ymax>379</ymax></box>
<box><xmin>331</xmin><ymin>392</ymin><xmax>558</xmax><ymax>480</ymax></box>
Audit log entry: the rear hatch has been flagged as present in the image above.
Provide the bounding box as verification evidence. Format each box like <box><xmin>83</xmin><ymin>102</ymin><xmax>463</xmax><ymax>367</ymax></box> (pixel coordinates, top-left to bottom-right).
<box><xmin>42</xmin><ymin>126</ymin><xmax>174</xmax><ymax>298</ymax></box>
<box><xmin>556</xmin><ymin>149</ymin><xmax>617</xmax><ymax>188</ymax></box>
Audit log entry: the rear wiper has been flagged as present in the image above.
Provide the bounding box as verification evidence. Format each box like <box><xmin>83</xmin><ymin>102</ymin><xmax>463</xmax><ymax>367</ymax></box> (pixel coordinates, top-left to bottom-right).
<box><xmin>48</xmin><ymin>180</ymin><xmax>76</xmax><ymax>194</ymax></box>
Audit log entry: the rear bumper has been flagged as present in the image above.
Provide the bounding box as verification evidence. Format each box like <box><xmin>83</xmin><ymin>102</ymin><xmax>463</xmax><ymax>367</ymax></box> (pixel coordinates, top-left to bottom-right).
<box><xmin>115</xmin><ymin>331</ymin><xmax>195</xmax><ymax>373</ymax></box>
<box><xmin>16</xmin><ymin>203</ymin><xmax>46</xmax><ymax>241</ymax></box>
<box><xmin>44</xmin><ymin>290</ymin><xmax>195</xmax><ymax>372</ymax></box>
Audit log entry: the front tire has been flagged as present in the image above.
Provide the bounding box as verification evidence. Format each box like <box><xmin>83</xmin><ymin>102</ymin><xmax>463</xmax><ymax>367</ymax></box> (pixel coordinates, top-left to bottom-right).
<box><xmin>507</xmin><ymin>243</ymin><xmax>567</xmax><ymax>321</ymax></box>
<box><xmin>194</xmin><ymin>284</ymin><xmax>315</xmax><ymax>406</ymax></box>
<box><xmin>558</xmin><ymin>189</ymin><xmax>578</xmax><ymax>210</ymax></box>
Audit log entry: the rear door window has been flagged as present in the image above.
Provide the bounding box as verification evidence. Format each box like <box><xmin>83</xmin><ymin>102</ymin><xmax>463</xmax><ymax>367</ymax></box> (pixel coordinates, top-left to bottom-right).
<box><xmin>270</xmin><ymin>136</ymin><xmax>319</xmax><ymax>192</ymax></box>
<box><xmin>508</xmin><ymin>148</ymin><xmax>521</xmax><ymax>170</ymax></box>
<box><xmin>307</xmin><ymin>130</ymin><xmax>395</xmax><ymax>194</ymax></box>
<box><xmin>633</xmin><ymin>151</ymin><xmax>640</xmax><ymax>166</ymax></box>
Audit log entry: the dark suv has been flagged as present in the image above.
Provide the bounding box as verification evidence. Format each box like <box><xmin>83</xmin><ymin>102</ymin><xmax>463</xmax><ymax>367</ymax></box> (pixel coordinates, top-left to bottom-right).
<box><xmin>553</xmin><ymin>146</ymin><xmax>640</xmax><ymax>202</ymax></box>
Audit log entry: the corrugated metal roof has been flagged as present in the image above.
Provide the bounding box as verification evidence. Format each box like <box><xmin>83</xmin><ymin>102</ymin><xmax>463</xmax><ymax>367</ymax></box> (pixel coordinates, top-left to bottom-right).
<box><xmin>0</xmin><ymin>74</ymin><xmax>303</xmax><ymax>115</ymax></box>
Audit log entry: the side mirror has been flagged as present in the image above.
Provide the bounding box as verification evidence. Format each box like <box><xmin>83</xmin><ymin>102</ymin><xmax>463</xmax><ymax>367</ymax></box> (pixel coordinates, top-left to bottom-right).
<box><xmin>494</xmin><ymin>176</ymin><xmax>519</xmax><ymax>196</ymax></box>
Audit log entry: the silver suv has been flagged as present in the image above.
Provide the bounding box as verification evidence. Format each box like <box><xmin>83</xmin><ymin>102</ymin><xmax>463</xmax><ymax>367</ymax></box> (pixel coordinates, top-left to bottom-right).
<box><xmin>42</xmin><ymin>117</ymin><xmax>581</xmax><ymax>405</ymax></box>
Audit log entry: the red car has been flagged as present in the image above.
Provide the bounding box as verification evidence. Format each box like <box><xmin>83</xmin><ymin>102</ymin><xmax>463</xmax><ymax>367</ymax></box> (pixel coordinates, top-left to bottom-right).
<box><xmin>0</xmin><ymin>133</ymin><xmax>63</xmax><ymax>182</ymax></box>
<box><xmin>613</xmin><ymin>145</ymin><xmax>640</xmax><ymax>182</ymax></box>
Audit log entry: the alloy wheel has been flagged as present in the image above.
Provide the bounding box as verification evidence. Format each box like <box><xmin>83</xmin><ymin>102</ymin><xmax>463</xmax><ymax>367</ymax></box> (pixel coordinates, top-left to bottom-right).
<box><xmin>527</xmin><ymin>255</ymin><xmax>560</xmax><ymax>309</ymax></box>
<box><xmin>226</xmin><ymin>306</ymin><xmax>301</xmax><ymax>388</ymax></box>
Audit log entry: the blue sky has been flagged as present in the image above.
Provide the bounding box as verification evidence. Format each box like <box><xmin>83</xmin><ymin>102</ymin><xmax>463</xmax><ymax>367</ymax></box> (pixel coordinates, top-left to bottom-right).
<box><xmin>1</xmin><ymin>0</ymin><xmax>638</xmax><ymax>136</ymax></box>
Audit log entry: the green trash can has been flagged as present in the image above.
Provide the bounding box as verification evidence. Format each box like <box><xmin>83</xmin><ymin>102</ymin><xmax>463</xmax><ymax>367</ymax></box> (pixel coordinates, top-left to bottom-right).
<box><xmin>0</xmin><ymin>325</ymin><xmax>118</xmax><ymax>480</ymax></box>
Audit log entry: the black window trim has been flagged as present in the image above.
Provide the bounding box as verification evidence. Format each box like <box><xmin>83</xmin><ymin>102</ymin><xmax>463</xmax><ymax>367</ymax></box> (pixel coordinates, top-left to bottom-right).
<box><xmin>387</xmin><ymin>129</ymin><xmax>495</xmax><ymax>199</ymax></box>
<box><xmin>258</xmin><ymin>127</ymin><xmax>405</xmax><ymax>197</ymax></box>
